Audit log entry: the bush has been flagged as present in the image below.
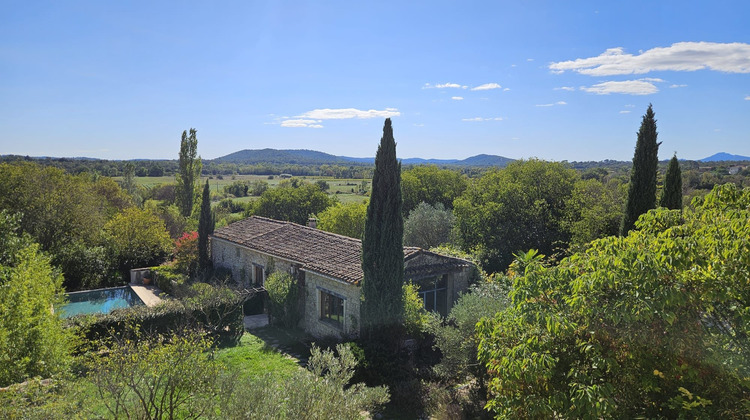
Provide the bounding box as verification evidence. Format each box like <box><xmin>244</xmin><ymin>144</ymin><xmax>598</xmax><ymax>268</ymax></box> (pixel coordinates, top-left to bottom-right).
<box><xmin>150</xmin><ymin>265</ymin><xmax>186</xmax><ymax>294</ymax></box>
<box><xmin>265</xmin><ymin>271</ymin><xmax>300</xmax><ymax>328</ymax></box>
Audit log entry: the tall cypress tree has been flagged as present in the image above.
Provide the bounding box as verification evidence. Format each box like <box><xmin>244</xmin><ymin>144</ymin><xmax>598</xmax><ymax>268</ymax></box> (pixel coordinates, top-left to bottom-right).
<box><xmin>176</xmin><ymin>128</ymin><xmax>202</xmax><ymax>217</ymax></box>
<box><xmin>620</xmin><ymin>104</ymin><xmax>661</xmax><ymax>236</ymax></box>
<box><xmin>660</xmin><ymin>154</ymin><xmax>683</xmax><ymax>210</ymax></box>
<box><xmin>361</xmin><ymin>118</ymin><xmax>404</xmax><ymax>340</ymax></box>
<box><xmin>198</xmin><ymin>178</ymin><xmax>214</xmax><ymax>272</ymax></box>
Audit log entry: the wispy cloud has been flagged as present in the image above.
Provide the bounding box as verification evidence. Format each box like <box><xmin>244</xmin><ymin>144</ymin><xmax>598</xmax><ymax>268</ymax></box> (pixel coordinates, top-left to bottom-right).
<box><xmin>745</xmin><ymin>95</ymin><xmax>750</xmax><ymax>100</ymax></box>
<box><xmin>619</xmin><ymin>110</ymin><xmax>631</xmax><ymax>114</ymax></box>
<box><xmin>550</xmin><ymin>42</ymin><xmax>750</xmax><ymax>76</ymax></box>
<box><xmin>471</xmin><ymin>83</ymin><xmax>502</xmax><ymax>91</ymax></box>
<box><xmin>580</xmin><ymin>79</ymin><xmax>660</xmax><ymax>95</ymax></box>
<box><xmin>670</xmin><ymin>84</ymin><xmax>688</xmax><ymax>88</ymax></box>
<box><xmin>298</xmin><ymin>107</ymin><xmax>400</xmax><ymax>120</ymax></box>
<box><xmin>278</xmin><ymin>107</ymin><xmax>400</xmax><ymax>128</ymax></box>
<box><xmin>281</xmin><ymin>119</ymin><xmax>324</xmax><ymax>128</ymax></box>
<box><xmin>423</xmin><ymin>82</ymin><xmax>467</xmax><ymax>89</ymax></box>
<box><xmin>451</xmin><ymin>96</ymin><xmax>464</xmax><ymax>100</ymax></box>
<box><xmin>462</xmin><ymin>117</ymin><xmax>504</xmax><ymax>122</ymax></box>
<box><xmin>535</xmin><ymin>101</ymin><xmax>568</xmax><ymax>107</ymax></box>
<box><xmin>555</xmin><ymin>86</ymin><xmax>575</xmax><ymax>91</ymax></box>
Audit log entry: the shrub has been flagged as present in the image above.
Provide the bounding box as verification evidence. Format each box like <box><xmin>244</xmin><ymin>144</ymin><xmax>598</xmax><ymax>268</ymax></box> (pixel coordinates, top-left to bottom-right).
<box><xmin>265</xmin><ymin>271</ymin><xmax>300</xmax><ymax>328</ymax></box>
<box><xmin>173</xmin><ymin>231</ymin><xmax>198</xmax><ymax>276</ymax></box>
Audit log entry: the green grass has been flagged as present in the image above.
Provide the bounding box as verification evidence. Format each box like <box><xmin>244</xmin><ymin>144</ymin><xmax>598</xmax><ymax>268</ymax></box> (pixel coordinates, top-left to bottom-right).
<box><xmin>214</xmin><ymin>332</ymin><xmax>300</xmax><ymax>379</ymax></box>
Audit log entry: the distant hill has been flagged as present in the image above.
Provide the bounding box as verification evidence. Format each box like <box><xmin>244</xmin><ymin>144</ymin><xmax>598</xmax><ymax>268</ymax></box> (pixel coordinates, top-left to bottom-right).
<box><xmin>215</xmin><ymin>149</ymin><xmax>514</xmax><ymax>167</ymax></box>
<box><xmin>700</xmin><ymin>152</ymin><xmax>750</xmax><ymax>162</ymax></box>
<box><xmin>214</xmin><ymin>149</ymin><xmax>353</xmax><ymax>165</ymax></box>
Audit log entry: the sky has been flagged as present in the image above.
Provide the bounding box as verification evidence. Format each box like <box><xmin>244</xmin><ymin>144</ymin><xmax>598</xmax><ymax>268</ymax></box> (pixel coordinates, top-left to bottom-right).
<box><xmin>1</xmin><ymin>1</ymin><xmax>749</xmax><ymax>162</ymax></box>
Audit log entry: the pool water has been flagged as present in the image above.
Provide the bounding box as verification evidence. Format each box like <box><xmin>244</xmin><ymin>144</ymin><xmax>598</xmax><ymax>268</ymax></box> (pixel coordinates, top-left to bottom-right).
<box><xmin>58</xmin><ymin>286</ymin><xmax>144</xmax><ymax>318</ymax></box>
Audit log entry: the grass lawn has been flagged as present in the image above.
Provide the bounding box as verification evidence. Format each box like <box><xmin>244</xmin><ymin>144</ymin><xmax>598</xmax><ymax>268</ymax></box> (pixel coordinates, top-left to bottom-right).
<box><xmin>214</xmin><ymin>332</ymin><xmax>301</xmax><ymax>379</ymax></box>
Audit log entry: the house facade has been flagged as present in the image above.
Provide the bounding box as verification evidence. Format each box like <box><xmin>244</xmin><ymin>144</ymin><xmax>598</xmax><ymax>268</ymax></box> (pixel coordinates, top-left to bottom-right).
<box><xmin>211</xmin><ymin>216</ymin><xmax>475</xmax><ymax>338</ymax></box>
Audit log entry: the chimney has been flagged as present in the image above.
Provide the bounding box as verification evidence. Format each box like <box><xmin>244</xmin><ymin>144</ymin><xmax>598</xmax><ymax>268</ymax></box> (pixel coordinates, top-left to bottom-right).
<box><xmin>307</xmin><ymin>217</ymin><xmax>317</xmax><ymax>229</ymax></box>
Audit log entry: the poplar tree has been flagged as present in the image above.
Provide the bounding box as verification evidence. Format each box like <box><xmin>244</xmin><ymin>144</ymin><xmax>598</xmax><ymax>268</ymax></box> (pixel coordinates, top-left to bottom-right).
<box><xmin>660</xmin><ymin>154</ymin><xmax>683</xmax><ymax>210</ymax></box>
<box><xmin>198</xmin><ymin>179</ymin><xmax>214</xmax><ymax>272</ymax></box>
<box><xmin>176</xmin><ymin>128</ymin><xmax>202</xmax><ymax>217</ymax></box>
<box><xmin>620</xmin><ymin>104</ymin><xmax>661</xmax><ymax>236</ymax></box>
<box><xmin>361</xmin><ymin>118</ymin><xmax>404</xmax><ymax>340</ymax></box>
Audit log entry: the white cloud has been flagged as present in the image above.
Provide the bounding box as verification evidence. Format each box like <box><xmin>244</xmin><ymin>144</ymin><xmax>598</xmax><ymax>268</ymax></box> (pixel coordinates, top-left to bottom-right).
<box><xmin>451</xmin><ymin>96</ymin><xmax>464</xmax><ymax>100</ymax></box>
<box><xmin>580</xmin><ymin>79</ymin><xmax>660</xmax><ymax>95</ymax></box>
<box><xmin>413</xmin><ymin>123</ymin><xmax>425</xmax><ymax>127</ymax></box>
<box><xmin>462</xmin><ymin>117</ymin><xmax>503</xmax><ymax>122</ymax></box>
<box><xmin>471</xmin><ymin>83</ymin><xmax>502</xmax><ymax>91</ymax></box>
<box><xmin>527</xmin><ymin>58</ymin><xmax>534</xmax><ymax>62</ymax></box>
<box><xmin>745</xmin><ymin>95</ymin><xmax>750</xmax><ymax>100</ymax></box>
<box><xmin>619</xmin><ymin>110</ymin><xmax>631</xmax><ymax>114</ymax></box>
<box><xmin>536</xmin><ymin>101</ymin><xmax>567</xmax><ymax>107</ymax></box>
<box><xmin>423</xmin><ymin>82</ymin><xmax>467</xmax><ymax>89</ymax></box>
<box><xmin>670</xmin><ymin>84</ymin><xmax>688</xmax><ymax>88</ymax></box>
<box><xmin>549</xmin><ymin>42</ymin><xmax>750</xmax><ymax>75</ymax></box>
<box><xmin>298</xmin><ymin>107</ymin><xmax>400</xmax><ymax>120</ymax></box>
<box><xmin>281</xmin><ymin>119</ymin><xmax>324</xmax><ymax>128</ymax></box>
<box><xmin>625</xmin><ymin>104</ymin><xmax>636</xmax><ymax>107</ymax></box>
<box><xmin>555</xmin><ymin>86</ymin><xmax>575</xmax><ymax>91</ymax></box>
<box><xmin>503</xmin><ymin>88</ymin><xmax>510</xmax><ymax>91</ymax></box>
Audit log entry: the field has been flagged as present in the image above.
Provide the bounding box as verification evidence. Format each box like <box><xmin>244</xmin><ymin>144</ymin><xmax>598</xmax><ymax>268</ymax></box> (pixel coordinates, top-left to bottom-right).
<box><xmin>128</xmin><ymin>174</ymin><xmax>371</xmax><ymax>205</ymax></box>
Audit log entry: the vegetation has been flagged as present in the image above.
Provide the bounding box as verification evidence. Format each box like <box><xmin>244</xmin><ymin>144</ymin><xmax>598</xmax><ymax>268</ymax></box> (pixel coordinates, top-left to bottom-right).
<box><xmin>454</xmin><ymin>159</ymin><xmax>577</xmax><ymax>273</ymax></box>
<box><xmin>102</xmin><ymin>207</ymin><xmax>173</xmax><ymax>276</ymax></box>
<box><xmin>477</xmin><ymin>184</ymin><xmax>750</xmax><ymax>418</ymax></box>
<box><xmin>401</xmin><ymin>165</ymin><xmax>468</xmax><ymax>214</ymax></box>
<box><xmin>660</xmin><ymin>153</ymin><xmax>683</xmax><ymax>210</ymax></box>
<box><xmin>198</xmin><ymin>179</ymin><xmax>215</xmax><ymax>272</ymax></box>
<box><xmin>361</xmin><ymin>118</ymin><xmax>405</xmax><ymax>340</ymax></box>
<box><xmin>403</xmin><ymin>201</ymin><xmax>455</xmax><ymax>249</ymax></box>
<box><xmin>176</xmin><ymin>128</ymin><xmax>202</xmax><ymax>217</ymax></box>
<box><xmin>0</xmin><ymin>212</ymin><xmax>72</xmax><ymax>387</ymax></box>
<box><xmin>265</xmin><ymin>271</ymin><xmax>301</xmax><ymax>328</ymax></box>
<box><xmin>317</xmin><ymin>201</ymin><xmax>368</xmax><ymax>239</ymax></box>
<box><xmin>621</xmin><ymin>104</ymin><xmax>661</xmax><ymax>235</ymax></box>
<box><xmin>251</xmin><ymin>179</ymin><xmax>334</xmax><ymax>225</ymax></box>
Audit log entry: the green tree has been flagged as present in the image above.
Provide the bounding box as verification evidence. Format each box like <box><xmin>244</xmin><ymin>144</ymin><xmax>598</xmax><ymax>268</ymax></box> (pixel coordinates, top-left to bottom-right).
<box><xmin>176</xmin><ymin>128</ymin><xmax>202</xmax><ymax>217</ymax></box>
<box><xmin>198</xmin><ymin>179</ymin><xmax>214</xmax><ymax>272</ymax></box>
<box><xmin>401</xmin><ymin>165</ymin><xmax>468</xmax><ymax>215</ymax></box>
<box><xmin>660</xmin><ymin>153</ymin><xmax>683</xmax><ymax>210</ymax></box>
<box><xmin>361</xmin><ymin>118</ymin><xmax>404</xmax><ymax>340</ymax></box>
<box><xmin>403</xmin><ymin>202</ymin><xmax>455</xmax><ymax>249</ymax></box>
<box><xmin>0</xmin><ymin>211</ymin><xmax>72</xmax><ymax>387</ymax></box>
<box><xmin>620</xmin><ymin>104</ymin><xmax>661</xmax><ymax>235</ymax></box>
<box><xmin>565</xmin><ymin>177</ymin><xmax>626</xmax><ymax>246</ymax></box>
<box><xmin>454</xmin><ymin>159</ymin><xmax>578</xmax><ymax>273</ymax></box>
<box><xmin>103</xmin><ymin>207</ymin><xmax>173</xmax><ymax>274</ymax></box>
<box><xmin>317</xmin><ymin>201</ymin><xmax>368</xmax><ymax>239</ymax></box>
<box><xmin>477</xmin><ymin>184</ymin><xmax>750</xmax><ymax>418</ymax></box>
<box><xmin>251</xmin><ymin>181</ymin><xmax>334</xmax><ymax>225</ymax></box>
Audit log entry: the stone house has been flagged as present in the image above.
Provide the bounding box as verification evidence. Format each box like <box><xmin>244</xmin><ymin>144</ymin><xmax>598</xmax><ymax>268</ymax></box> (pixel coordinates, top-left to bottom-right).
<box><xmin>211</xmin><ymin>216</ymin><xmax>475</xmax><ymax>338</ymax></box>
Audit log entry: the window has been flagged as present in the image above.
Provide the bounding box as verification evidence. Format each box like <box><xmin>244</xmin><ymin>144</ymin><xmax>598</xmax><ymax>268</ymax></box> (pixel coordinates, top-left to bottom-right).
<box><xmin>320</xmin><ymin>289</ymin><xmax>344</xmax><ymax>327</ymax></box>
<box><xmin>254</xmin><ymin>264</ymin><xmax>264</xmax><ymax>287</ymax></box>
<box><xmin>417</xmin><ymin>276</ymin><xmax>448</xmax><ymax>317</ymax></box>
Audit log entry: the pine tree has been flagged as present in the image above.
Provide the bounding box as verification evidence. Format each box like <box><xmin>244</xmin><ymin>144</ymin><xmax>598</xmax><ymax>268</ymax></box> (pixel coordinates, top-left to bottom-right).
<box><xmin>198</xmin><ymin>178</ymin><xmax>214</xmax><ymax>272</ymax></box>
<box><xmin>620</xmin><ymin>104</ymin><xmax>661</xmax><ymax>236</ymax></box>
<box><xmin>660</xmin><ymin>154</ymin><xmax>683</xmax><ymax>210</ymax></box>
<box><xmin>176</xmin><ymin>128</ymin><xmax>202</xmax><ymax>217</ymax></box>
<box><xmin>361</xmin><ymin>118</ymin><xmax>404</xmax><ymax>340</ymax></box>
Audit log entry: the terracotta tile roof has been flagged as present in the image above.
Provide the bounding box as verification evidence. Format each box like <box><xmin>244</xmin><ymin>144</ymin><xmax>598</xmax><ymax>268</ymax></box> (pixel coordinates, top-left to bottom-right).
<box><xmin>211</xmin><ymin>216</ymin><xmax>470</xmax><ymax>285</ymax></box>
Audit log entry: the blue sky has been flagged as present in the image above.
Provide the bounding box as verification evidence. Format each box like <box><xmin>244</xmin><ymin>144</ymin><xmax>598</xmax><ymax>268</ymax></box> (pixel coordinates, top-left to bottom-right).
<box><xmin>1</xmin><ymin>1</ymin><xmax>749</xmax><ymax>161</ymax></box>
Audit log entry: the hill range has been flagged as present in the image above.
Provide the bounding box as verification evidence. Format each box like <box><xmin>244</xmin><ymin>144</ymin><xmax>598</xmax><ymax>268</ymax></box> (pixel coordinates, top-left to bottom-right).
<box><xmin>214</xmin><ymin>149</ymin><xmax>515</xmax><ymax>167</ymax></box>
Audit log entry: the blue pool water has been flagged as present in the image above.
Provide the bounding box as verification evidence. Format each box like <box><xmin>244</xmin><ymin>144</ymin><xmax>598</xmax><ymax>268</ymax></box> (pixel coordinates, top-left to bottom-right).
<box><xmin>58</xmin><ymin>286</ymin><xmax>144</xmax><ymax>318</ymax></box>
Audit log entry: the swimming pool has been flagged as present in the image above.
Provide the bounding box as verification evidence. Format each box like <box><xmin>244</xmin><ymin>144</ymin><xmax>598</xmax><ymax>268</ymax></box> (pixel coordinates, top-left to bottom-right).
<box><xmin>58</xmin><ymin>286</ymin><xmax>144</xmax><ymax>318</ymax></box>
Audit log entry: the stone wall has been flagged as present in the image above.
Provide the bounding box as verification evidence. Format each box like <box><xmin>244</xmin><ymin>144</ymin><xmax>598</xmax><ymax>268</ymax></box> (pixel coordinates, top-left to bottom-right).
<box><xmin>301</xmin><ymin>271</ymin><xmax>361</xmax><ymax>339</ymax></box>
<box><xmin>211</xmin><ymin>237</ymin><xmax>296</xmax><ymax>287</ymax></box>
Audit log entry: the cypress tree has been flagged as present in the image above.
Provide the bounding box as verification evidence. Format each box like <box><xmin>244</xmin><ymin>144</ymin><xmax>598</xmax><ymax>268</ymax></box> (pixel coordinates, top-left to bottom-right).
<box><xmin>198</xmin><ymin>178</ymin><xmax>214</xmax><ymax>272</ymax></box>
<box><xmin>620</xmin><ymin>104</ymin><xmax>661</xmax><ymax>236</ymax></box>
<box><xmin>660</xmin><ymin>154</ymin><xmax>683</xmax><ymax>210</ymax></box>
<box><xmin>176</xmin><ymin>128</ymin><xmax>202</xmax><ymax>217</ymax></box>
<box><xmin>361</xmin><ymin>118</ymin><xmax>404</xmax><ymax>340</ymax></box>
